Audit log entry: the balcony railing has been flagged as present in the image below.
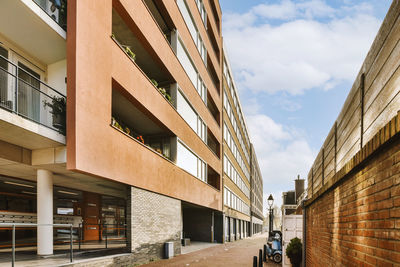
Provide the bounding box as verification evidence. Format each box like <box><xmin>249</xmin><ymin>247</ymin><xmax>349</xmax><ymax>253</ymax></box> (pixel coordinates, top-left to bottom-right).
<box><xmin>0</xmin><ymin>55</ymin><xmax>66</xmax><ymax>135</ymax></box>
<box><xmin>32</xmin><ymin>0</ymin><xmax>67</xmax><ymax>31</ymax></box>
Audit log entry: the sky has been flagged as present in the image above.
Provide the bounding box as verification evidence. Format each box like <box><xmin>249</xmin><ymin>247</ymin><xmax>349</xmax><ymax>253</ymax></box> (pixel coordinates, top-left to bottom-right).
<box><xmin>219</xmin><ymin>0</ymin><xmax>392</xmax><ymax>214</ymax></box>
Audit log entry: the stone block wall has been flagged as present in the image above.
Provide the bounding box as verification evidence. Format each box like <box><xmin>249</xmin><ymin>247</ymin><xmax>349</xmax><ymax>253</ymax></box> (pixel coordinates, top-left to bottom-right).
<box><xmin>127</xmin><ymin>186</ymin><xmax>182</xmax><ymax>264</ymax></box>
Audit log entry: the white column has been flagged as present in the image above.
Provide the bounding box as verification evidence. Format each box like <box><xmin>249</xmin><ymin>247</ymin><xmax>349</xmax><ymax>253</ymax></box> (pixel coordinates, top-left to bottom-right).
<box><xmin>37</xmin><ymin>169</ymin><xmax>53</xmax><ymax>255</ymax></box>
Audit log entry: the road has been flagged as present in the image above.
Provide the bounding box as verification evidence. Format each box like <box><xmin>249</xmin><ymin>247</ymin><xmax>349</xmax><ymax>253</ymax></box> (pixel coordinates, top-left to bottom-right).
<box><xmin>141</xmin><ymin>233</ymin><xmax>280</xmax><ymax>267</ymax></box>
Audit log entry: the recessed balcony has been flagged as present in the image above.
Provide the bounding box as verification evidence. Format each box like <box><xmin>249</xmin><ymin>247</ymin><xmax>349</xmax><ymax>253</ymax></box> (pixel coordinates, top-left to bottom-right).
<box><xmin>111</xmin><ymin>87</ymin><xmax>176</xmax><ymax>162</ymax></box>
<box><xmin>143</xmin><ymin>0</ymin><xmax>175</xmax><ymax>46</ymax></box>
<box><xmin>112</xmin><ymin>8</ymin><xmax>176</xmax><ymax>106</ymax></box>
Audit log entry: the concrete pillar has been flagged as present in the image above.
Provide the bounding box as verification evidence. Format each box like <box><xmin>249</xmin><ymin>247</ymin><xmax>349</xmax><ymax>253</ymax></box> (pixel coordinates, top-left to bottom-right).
<box><xmin>37</xmin><ymin>169</ymin><xmax>53</xmax><ymax>255</ymax></box>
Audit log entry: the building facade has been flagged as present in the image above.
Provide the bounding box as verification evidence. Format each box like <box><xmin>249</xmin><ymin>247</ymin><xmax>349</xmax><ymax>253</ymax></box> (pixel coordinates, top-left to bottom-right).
<box><xmin>0</xmin><ymin>0</ymin><xmax>263</xmax><ymax>264</ymax></box>
<box><xmin>0</xmin><ymin>0</ymin><xmax>225</xmax><ymax>263</ymax></box>
<box><xmin>222</xmin><ymin>50</ymin><xmax>255</xmax><ymax>242</ymax></box>
<box><xmin>250</xmin><ymin>144</ymin><xmax>263</xmax><ymax>235</ymax></box>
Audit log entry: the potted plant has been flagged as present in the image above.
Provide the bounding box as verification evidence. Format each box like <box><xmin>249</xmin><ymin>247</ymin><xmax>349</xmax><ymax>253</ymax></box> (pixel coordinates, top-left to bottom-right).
<box><xmin>158</xmin><ymin>87</ymin><xmax>172</xmax><ymax>103</ymax></box>
<box><xmin>124</xmin><ymin>46</ymin><xmax>136</xmax><ymax>61</ymax></box>
<box><xmin>43</xmin><ymin>96</ymin><xmax>66</xmax><ymax>134</ymax></box>
<box><xmin>286</xmin><ymin>237</ymin><xmax>302</xmax><ymax>267</ymax></box>
<box><xmin>151</xmin><ymin>79</ymin><xmax>158</xmax><ymax>87</ymax></box>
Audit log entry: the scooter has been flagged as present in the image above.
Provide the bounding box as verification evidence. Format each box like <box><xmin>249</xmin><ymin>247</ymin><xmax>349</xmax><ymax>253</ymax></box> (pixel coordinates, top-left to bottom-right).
<box><xmin>266</xmin><ymin>233</ymin><xmax>282</xmax><ymax>263</ymax></box>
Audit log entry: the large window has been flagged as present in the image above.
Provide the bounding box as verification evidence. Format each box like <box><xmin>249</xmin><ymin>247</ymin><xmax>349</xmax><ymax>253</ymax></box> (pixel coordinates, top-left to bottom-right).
<box><xmin>177</xmin><ymin>140</ymin><xmax>207</xmax><ymax>182</ymax></box>
<box><xmin>177</xmin><ymin>89</ymin><xmax>207</xmax><ymax>143</ymax></box>
<box><xmin>177</xmin><ymin>0</ymin><xmax>207</xmax><ymax>65</ymax></box>
<box><xmin>177</xmin><ymin>39</ymin><xmax>198</xmax><ymax>87</ymax></box>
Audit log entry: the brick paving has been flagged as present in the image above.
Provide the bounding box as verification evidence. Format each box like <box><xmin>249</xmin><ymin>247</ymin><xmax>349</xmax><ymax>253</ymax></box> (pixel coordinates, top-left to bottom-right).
<box><xmin>141</xmin><ymin>233</ymin><xmax>280</xmax><ymax>267</ymax></box>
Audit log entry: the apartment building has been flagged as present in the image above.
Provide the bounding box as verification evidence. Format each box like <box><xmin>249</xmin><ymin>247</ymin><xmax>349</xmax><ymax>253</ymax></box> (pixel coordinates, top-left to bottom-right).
<box><xmin>0</xmin><ymin>0</ymin><xmax>224</xmax><ymax>263</ymax></box>
<box><xmin>222</xmin><ymin>51</ymin><xmax>255</xmax><ymax>242</ymax></box>
<box><xmin>250</xmin><ymin>144</ymin><xmax>263</xmax><ymax>235</ymax></box>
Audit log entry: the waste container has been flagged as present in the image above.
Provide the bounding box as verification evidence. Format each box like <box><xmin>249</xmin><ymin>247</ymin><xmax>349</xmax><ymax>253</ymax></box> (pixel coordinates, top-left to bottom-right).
<box><xmin>164</xmin><ymin>242</ymin><xmax>174</xmax><ymax>259</ymax></box>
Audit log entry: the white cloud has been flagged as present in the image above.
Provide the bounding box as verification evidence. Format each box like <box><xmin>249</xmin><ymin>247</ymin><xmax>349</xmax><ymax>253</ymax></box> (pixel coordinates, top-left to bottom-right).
<box><xmin>247</xmin><ymin>114</ymin><xmax>315</xmax><ymax>213</ymax></box>
<box><xmin>251</xmin><ymin>0</ymin><xmax>335</xmax><ymax>21</ymax></box>
<box><xmin>223</xmin><ymin>1</ymin><xmax>381</xmax><ymax>95</ymax></box>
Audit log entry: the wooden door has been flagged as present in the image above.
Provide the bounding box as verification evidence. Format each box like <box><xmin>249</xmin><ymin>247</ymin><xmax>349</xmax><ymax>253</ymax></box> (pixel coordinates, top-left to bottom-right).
<box><xmin>83</xmin><ymin>192</ymin><xmax>101</xmax><ymax>241</ymax></box>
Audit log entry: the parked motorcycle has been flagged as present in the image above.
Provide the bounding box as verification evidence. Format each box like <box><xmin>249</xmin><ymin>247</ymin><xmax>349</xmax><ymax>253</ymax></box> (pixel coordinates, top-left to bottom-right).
<box><xmin>266</xmin><ymin>232</ymin><xmax>282</xmax><ymax>263</ymax></box>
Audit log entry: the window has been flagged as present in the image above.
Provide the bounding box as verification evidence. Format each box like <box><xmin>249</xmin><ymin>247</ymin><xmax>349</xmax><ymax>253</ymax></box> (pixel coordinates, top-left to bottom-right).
<box><xmin>177</xmin><ymin>89</ymin><xmax>207</xmax><ymax>143</ymax></box>
<box><xmin>177</xmin><ymin>39</ymin><xmax>198</xmax><ymax>87</ymax></box>
<box><xmin>177</xmin><ymin>140</ymin><xmax>207</xmax><ymax>182</ymax></box>
<box><xmin>177</xmin><ymin>0</ymin><xmax>197</xmax><ymax>41</ymax></box>
<box><xmin>177</xmin><ymin>0</ymin><xmax>207</xmax><ymax>65</ymax></box>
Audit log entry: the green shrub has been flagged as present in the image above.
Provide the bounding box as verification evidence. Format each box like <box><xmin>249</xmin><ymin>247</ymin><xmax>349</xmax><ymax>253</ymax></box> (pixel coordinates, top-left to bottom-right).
<box><xmin>286</xmin><ymin>237</ymin><xmax>302</xmax><ymax>267</ymax></box>
<box><xmin>125</xmin><ymin>47</ymin><xmax>136</xmax><ymax>60</ymax></box>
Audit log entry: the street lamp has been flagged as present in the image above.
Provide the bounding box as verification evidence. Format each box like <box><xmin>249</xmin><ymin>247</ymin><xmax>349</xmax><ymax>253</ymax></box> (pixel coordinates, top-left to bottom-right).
<box><xmin>267</xmin><ymin>194</ymin><xmax>274</xmax><ymax>235</ymax></box>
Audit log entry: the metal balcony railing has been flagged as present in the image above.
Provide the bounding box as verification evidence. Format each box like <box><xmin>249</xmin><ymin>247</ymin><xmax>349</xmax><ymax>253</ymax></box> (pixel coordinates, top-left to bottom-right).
<box><xmin>0</xmin><ymin>55</ymin><xmax>66</xmax><ymax>135</ymax></box>
<box><xmin>32</xmin><ymin>0</ymin><xmax>67</xmax><ymax>31</ymax></box>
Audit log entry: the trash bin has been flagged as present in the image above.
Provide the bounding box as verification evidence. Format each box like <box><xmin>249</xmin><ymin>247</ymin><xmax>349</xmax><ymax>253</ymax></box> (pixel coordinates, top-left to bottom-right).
<box><xmin>164</xmin><ymin>242</ymin><xmax>174</xmax><ymax>259</ymax></box>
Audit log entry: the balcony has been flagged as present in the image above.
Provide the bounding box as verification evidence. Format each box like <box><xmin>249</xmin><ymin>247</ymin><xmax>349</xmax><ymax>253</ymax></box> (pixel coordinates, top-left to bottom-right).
<box><xmin>0</xmin><ymin>55</ymin><xmax>66</xmax><ymax>149</ymax></box>
<box><xmin>0</xmin><ymin>55</ymin><xmax>66</xmax><ymax>133</ymax></box>
<box><xmin>0</xmin><ymin>0</ymin><xmax>66</xmax><ymax>65</ymax></box>
<box><xmin>111</xmin><ymin>87</ymin><xmax>176</xmax><ymax>162</ymax></box>
<box><xmin>143</xmin><ymin>0</ymin><xmax>175</xmax><ymax>46</ymax></box>
<box><xmin>207</xmin><ymin>91</ymin><xmax>220</xmax><ymax>125</ymax></box>
<box><xmin>112</xmin><ymin>8</ymin><xmax>176</xmax><ymax>106</ymax></box>
<box><xmin>33</xmin><ymin>0</ymin><xmax>67</xmax><ymax>31</ymax></box>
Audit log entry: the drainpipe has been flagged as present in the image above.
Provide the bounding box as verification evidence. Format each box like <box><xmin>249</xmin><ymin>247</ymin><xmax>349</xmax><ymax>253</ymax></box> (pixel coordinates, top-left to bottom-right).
<box><xmin>302</xmin><ymin>200</ymin><xmax>307</xmax><ymax>267</ymax></box>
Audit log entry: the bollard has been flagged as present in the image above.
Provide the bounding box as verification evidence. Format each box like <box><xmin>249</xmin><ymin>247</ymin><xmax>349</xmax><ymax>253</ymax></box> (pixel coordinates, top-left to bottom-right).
<box><xmin>12</xmin><ymin>225</ymin><xmax>15</xmax><ymax>267</ymax></box>
<box><xmin>105</xmin><ymin>224</ymin><xmax>108</xmax><ymax>249</ymax></box>
<box><xmin>78</xmin><ymin>224</ymin><xmax>81</xmax><ymax>251</ymax></box>
<box><xmin>70</xmin><ymin>225</ymin><xmax>73</xmax><ymax>262</ymax></box>
<box><xmin>263</xmin><ymin>244</ymin><xmax>267</xmax><ymax>262</ymax></box>
<box><xmin>253</xmin><ymin>256</ymin><xmax>257</xmax><ymax>267</ymax></box>
<box><xmin>259</xmin><ymin>249</ymin><xmax>263</xmax><ymax>266</ymax></box>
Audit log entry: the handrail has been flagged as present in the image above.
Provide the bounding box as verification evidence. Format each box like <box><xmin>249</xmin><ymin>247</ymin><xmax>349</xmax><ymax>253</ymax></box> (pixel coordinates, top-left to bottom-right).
<box><xmin>0</xmin><ymin>223</ymin><xmax>73</xmax><ymax>267</ymax></box>
<box><xmin>0</xmin><ymin>55</ymin><xmax>65</xmax><ymax>98</ymax></box>
<box><xmin>0</xmin><ymin>54</ymin><xmax>66</xmax><ymax>135</ymax></box>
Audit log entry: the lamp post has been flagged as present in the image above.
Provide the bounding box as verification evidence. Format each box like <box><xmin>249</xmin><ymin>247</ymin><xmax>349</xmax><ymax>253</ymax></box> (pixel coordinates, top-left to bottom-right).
<box><xmin>267</xmin><ymin>194</ymin><xmax>274</xmax><ymax>236</ymax></box>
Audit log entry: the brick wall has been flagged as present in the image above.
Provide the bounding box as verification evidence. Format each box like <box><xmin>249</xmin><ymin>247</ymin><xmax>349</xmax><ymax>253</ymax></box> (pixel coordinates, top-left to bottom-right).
<box><xmin>306</xmin><ymin>133</ymin><xmax>400</xmax><ymax>266</ymax></box>
<box><xmin>128</xmin><ymin>186</ymin><xmax>182</xmax><ymax>264</ymax></box>
<box><xmin>305</xmin><ymin>1</ymin><xmax>400</xmax><ymax>265</ymax></box>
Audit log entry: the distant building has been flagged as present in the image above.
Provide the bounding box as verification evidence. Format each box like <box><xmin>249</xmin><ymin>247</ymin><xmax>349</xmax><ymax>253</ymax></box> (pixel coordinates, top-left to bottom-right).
<box><xmin>282</xmin><ymin>175</ymin><xmax>305</xmax><ymax>215</ymax></box>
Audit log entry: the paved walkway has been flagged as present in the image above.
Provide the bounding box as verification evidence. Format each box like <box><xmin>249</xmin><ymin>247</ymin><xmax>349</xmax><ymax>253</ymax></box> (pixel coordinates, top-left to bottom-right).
<box><xmin>142</xmin><ymin>233</ymin><xmax>280</xmax><ymax>267</ymax></box>
<box><xmin>181</xmin><ymin>242</ymin><xmax>219</xmax><ymax>255</ymax></box>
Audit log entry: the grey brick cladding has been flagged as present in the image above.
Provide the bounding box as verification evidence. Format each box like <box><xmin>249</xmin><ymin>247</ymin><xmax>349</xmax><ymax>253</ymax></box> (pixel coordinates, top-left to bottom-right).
<box><xmin>127</xmin><ymin>186</ymin><xmax>182</xmax><ymax>264</ymax></box>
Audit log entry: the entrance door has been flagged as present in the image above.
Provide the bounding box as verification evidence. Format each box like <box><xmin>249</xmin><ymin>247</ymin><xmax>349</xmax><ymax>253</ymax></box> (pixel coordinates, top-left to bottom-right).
<box><xmin>282</xmin><ymin>215</ymin><xmax>303</xmax><ymax>267</ymax></box>
<box><xmin>83</xmin><ymin>192</ymin><xmax>101</xmax><ymax>241</ymax></box>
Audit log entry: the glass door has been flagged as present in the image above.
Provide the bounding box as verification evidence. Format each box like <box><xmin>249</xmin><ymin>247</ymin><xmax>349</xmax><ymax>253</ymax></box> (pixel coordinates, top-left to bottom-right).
<box><xmin>0</xmin><ymin>46</ymin><xmax>9</xmax><ymax>110</ymax></box>
<box><xmin>17</xmin><ymin>63</ymin><xmax>41</xmax><ymax>122</ymax></box>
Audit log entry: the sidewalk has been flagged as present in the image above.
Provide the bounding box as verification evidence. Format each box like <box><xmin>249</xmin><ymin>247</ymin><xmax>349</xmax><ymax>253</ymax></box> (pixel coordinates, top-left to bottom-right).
<box><xmin>141</xmin><ymin>233</ymin><xmax>280</xmax><ymax>267</ymax></box>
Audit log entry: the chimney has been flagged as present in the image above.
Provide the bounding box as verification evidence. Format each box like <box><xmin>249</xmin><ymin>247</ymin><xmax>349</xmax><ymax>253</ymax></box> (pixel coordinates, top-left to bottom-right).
<box><xmin>295</xmin><ymin>175</ymin><xmax>305</xmax><ymax>202</ymax></box>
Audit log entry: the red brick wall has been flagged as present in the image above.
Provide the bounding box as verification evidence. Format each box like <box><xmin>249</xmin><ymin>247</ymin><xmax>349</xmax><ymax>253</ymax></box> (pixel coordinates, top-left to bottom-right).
<box><xmin>306</xmin><ymin>134</ymin><xmax>400</xmax><ymax>266</ymax></box>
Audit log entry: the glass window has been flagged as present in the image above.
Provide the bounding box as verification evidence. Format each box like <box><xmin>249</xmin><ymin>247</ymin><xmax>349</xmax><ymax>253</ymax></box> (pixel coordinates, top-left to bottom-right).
<box><xmin>177</xmin><ymin>0</ymin><xmax>197</xmax><ymax>42</ymax></box>
<box><xmin>177</xmin><ymin>39</ymin><xmax>198</xmax><ymax>87</ymax></box>
<box><xmin>177</xmin><ymin>90</ymin><xmax>198</xmax><ymax>131</ymax></box>
<box><xmin>177</xmin><ymin>141</ymin><xmax>198</xmax><ymax>177</ymax></box>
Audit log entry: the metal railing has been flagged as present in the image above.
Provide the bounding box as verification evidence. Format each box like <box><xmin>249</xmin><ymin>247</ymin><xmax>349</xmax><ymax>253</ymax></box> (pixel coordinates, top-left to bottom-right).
<box><xmin>0</xmin><ymin>55</ymin><xmax>66</xmax><ymax>135</ymax></box>
<box><xmin>32</xmin><ymin>0</ymin><xmax>67</xmax><ymax>31</ymax></box>
<box><xmin>0</xmin><ymin>222</ymin><xmax>127</xmax><ymax>266</ymax></box>
<box><xmin>78</xmin><ymin>223</ymin><xmax>128</xmax><ymax>250</ymax></box>
<box><xmin>0</xmin><ymin>223</ymin><xmax>73</xmax><ymax>267</ymax></box>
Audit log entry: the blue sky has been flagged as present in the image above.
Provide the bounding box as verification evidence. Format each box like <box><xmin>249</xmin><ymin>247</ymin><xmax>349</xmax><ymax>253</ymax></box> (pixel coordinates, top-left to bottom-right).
<box><xmin>219</xmin><ymin>0</ymin><xmax>392</xmax><ymax>212</ymax></box>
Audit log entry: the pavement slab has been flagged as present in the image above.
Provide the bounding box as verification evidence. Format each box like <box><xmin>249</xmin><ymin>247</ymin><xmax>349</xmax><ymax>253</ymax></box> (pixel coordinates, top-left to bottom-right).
<box><xmin>141</xmin><ymin>233</ymin><xmax>280</xmax><ymax>267</ymax></box>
